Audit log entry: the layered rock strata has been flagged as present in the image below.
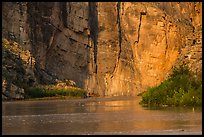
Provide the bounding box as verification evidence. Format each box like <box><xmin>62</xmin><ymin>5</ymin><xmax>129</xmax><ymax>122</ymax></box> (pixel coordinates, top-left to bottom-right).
<box><xmin>2</xmin><ymin>2</ymin><xmax>202</xmax><ymax>97</ymax></box>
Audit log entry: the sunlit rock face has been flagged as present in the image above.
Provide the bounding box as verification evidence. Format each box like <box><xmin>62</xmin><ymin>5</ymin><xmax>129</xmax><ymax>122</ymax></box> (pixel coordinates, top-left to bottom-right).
<box><xmin>2</xmin><ymin>2</ymin><xmax>202</xmax><ymax>96</ymax></box>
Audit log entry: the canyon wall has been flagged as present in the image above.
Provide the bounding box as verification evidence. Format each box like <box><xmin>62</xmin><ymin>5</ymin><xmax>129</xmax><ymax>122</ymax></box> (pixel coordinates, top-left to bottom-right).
<box><xmin>2</xmin><ymin>2</ymin><xmax>202</xmax><ymax>96</ymax></box>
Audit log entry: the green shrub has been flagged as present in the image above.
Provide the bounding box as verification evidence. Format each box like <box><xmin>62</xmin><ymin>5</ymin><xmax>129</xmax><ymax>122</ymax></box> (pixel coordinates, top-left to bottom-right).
<box><xmin>25</xmin><ymin>86</ymin><xmax>87</xmax><ymax>99</ymax></box>
<box><xmin>25</xmin><ymin>87</ymin><xmax>46</xmax><ymax>98</ymax></box>
<box><xmin>140</xmin><ymin>65</ymin><xmax>202</xmax><ymax>107</ymax></box>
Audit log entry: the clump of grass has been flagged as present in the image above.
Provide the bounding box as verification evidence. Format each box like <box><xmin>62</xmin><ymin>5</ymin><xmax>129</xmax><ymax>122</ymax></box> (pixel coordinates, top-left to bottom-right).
<box><xmin>25</xmin><ymin>85</ymin><xmax>87</xmax><ymax>99</ymax></box>
<box><xmin>140</xmin><ymin>65</ymin><xmax>202</xmax><ymax>107</ymax></box>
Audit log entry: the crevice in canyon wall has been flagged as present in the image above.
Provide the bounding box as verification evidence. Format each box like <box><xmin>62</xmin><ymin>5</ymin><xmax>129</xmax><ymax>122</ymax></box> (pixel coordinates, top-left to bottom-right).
<box><xmin>136</xmin><ymin>11</ymin><xmax>146</xmax><ymax>44</ymax></box>
<box><xmin>111</xmin><ymin>2</ymin><xmax>122</xmax><ymax>76</ymax></box>
<box><xmin>164</xmin><ymin>16</ymin><xmax>169</xmax><ymax>55</ymax></box>
<box><xmin>88</xmin><ymin>2</ymin><xmax>98</xmax><ymax>73</ymax></box>
<box><xmin>117</xmin><ymin>2</ymin><xmax>122</xmax><ymax>61</ymax></box>
<box><xmin>27</xmin><ymin>2</ymin><xmax>38</xmax><ymax>56</ymax></box>
<box><xmin>164</xmin><ymin>29</ymin><xmax>169</xmax><ymax>55</ymax></box>
<box><xmin>59</xmin><ymin>2</ymin><xmax>68</xmax><ymax>28</ymax></box>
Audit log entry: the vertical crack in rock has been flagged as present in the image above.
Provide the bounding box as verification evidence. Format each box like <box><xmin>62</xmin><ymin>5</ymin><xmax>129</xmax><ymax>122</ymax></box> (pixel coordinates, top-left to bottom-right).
<box><xmin>136</xmin><ymin>13</ymin><xmax>142</xmax><ymax>43</ymax></box>
<box><xmin>164</xmin><ymin>28</ymin><xmax>168</xmax><ymax>55</ymax></box>
<box><xmin>136</xmin><ymin>11</ymin><xmax>146</xmax><ymax>44</ymax></box>
<box><xmin>117</xmin><ymin>2</ymin><xmax>122</xmax><ymax>61</ymax></box>
<box><xmin>88</xmin><ymin>2</ymin><xmax>98</xmax><ymax>73</ymax></box>
<box><xmin>45</xmin><ymin>29</ymin><xmax>58</xmax><ymax>57</ymax></box>
<box><xmin>27</xmin><ymin>2</ymin><xmax>38</xmax><ymax>55</ymax></box>
<box><xmin>59</xmin><ymin>2</ymin><xmax>68</xmax><ymax>28</ymax></box>
<box><xmin>112</xmin><ymin>2</ymin><xmax>122</xmax><ymax>76</ymax></box>
<box><xmin>164</xmin><ymin>18</ymin><xmax>168</xmax><ymax>55</ymax></box>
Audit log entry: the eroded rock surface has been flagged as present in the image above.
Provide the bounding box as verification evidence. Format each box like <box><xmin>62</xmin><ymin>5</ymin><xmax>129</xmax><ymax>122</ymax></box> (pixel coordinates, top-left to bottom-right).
<box><xmin>2</xmin><ymin>2</ymin><xmax>202</xmax><ymax>97</ymax></box>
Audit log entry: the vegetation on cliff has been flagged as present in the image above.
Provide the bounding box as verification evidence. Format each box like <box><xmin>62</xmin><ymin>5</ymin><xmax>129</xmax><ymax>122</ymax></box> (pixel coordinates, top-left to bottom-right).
<box><xmin>24</xmin><ymin>79</ymin><xmax>88</xmax><ymax>99</ymax></box>
<box><xmin>2</xmin><ymin>39</ymin><xmax>30</xmax><ymax>89</ymax></box>
<box><xmin>2</xmin><ymin>38</ymin><xmax>89</xmax><ymax>100</ymax></box>
<box><xmin>140</xmin><ymin>65</ymin><xmax>202</xmax><ymax>107</ymax></box>
<box><xmin>25</xmin><ymin>85</ymin><xmax>88</xmax><ymax>99</ymax></box>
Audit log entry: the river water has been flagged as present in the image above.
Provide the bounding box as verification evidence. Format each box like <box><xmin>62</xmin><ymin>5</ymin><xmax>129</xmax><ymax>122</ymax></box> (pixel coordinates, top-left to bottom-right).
<box><xmin>2</xmin><ymin>96</ymin><xmax>202</xmax><ymax>135</ymax></box>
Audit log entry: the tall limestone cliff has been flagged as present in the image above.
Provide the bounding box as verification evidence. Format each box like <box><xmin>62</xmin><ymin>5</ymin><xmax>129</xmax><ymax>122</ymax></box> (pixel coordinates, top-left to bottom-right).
<box><xmin>2</xmin><ymin>2</ymin><xmax>202</xmax><ymax>97</ymax></box>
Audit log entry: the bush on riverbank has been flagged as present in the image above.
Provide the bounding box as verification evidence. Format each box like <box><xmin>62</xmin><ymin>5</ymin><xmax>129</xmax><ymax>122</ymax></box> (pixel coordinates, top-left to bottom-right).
<box><xmin>25</xmin><ymin>85</ymin><xmax>87</xmax><ymax>99</ymax></box>
<box><xmin>140</xmin><ymin>65</ymin><xmax>202</xmax><ymax>107</ymax></box>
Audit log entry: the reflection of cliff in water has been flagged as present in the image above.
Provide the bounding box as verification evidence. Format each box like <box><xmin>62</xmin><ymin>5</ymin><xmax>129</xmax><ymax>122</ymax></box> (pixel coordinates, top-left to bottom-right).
<box><xmin>2</xmin><ymin>96</ymin><xmax>202</xmax><ymax>135</ymax></box>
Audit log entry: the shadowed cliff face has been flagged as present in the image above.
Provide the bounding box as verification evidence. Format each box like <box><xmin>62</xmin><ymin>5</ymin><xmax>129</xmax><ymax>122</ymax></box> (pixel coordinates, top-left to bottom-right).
<box><xmin>88</xmin><ymin>2</ymin><xmax>98</xmax><ymax>70</ymax></box>
<box><xmin>2</xmin><ymin>2</ymin><xmax>202</xmax><ymax>96</ymax></box>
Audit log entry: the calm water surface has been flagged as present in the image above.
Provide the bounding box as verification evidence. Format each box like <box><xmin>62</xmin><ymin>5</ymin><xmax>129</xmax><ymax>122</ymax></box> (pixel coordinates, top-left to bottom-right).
<box><xmin>2</xmin><ymin>96</ymin><xmax>202</xmax><ymax>135</ymax></box>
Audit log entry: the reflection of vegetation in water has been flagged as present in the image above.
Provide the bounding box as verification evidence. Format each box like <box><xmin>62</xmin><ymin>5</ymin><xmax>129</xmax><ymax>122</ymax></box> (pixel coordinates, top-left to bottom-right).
<box><xmin>25</xmin><ymin>85</ymin><xmax>87</xmax><ymax>99</ymax></box>
<box><xmin>140</xmin><ymin>65</ymin><xmax>202</xmax><ymax>107</ymax></box>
